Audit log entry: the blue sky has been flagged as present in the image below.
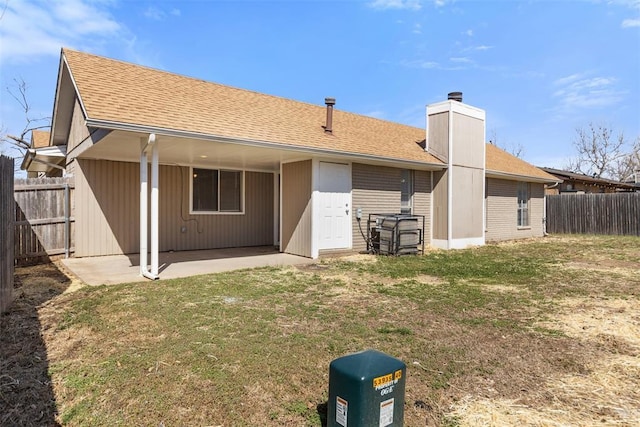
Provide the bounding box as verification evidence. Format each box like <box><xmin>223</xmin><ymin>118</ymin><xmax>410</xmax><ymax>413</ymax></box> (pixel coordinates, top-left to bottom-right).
<box><xmin>1</xmin><ymin>0</ymin><xmax>639</xmax><ymax>170</ymax></box>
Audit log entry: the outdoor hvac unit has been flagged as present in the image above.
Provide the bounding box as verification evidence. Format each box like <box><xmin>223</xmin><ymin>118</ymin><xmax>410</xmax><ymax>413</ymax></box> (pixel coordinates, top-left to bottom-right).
<box><xmin>367</xmin><ymin>213</ymin><xmax>425</xmax><ymax>255</ymax></box>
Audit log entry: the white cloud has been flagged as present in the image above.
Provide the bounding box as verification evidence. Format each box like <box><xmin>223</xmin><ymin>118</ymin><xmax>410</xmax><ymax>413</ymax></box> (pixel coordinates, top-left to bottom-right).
<box><xmin>450</xmin><ymin>57</ymin><xmax>472</xmax><ymax>63</ymax></box>
<box><xmin>143</xmin><ymin>6</ymin><xmax>165</xmax><ymax>21</ymax></box>
<box><xmin>400</xmin><ymin>58</ymin><xmax>470</xmax><ymax>71</ymax></box>
<box><xmin>552</xmin><ymin>73</ymin><xmax>626</xmax><ymax>110</ymax></box>
<box><xmin>621</xmin><ymin>18</ymin><xmax>640</xmax><ymax>27</ymax></box>
<box><xmin>0</xmin><ymin>0</ymin><xmax>124</xmax><ymax>64</ymax></box>
<box><xmin>412</xmin><ymin>23</ymin><xmax>422</xmax><ymax>34</ymax></box>
<box><xmin>143</xmin><ymin>6</ymin><xmax>181</xmax><ymax>21</ymax></box>
<box><xmin>464</xmin><ymin>29</ymin><xmax>473</xmax><ymax>36</ymax></box>
<box><xmin>401</xmin><ymin>59</ymin><xmax>440</xmax><ymax>69</ymax></box>
<box><xmin>368</xmin><ymin>0</ymin><xmax>422</xmax><ymax>11</ymax></box>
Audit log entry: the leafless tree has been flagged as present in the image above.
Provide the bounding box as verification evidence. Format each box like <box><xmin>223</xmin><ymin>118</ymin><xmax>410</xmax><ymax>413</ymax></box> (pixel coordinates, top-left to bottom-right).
<box><xmin>611</xmin><ymin>137</ymin><xmax>640</xmax><ymax>182</ymax></box>
<box><xmin>0</xmin><ymin>78</ymin><xmax>52</xmax><ymax>172</ymax></box>
<box><xmin>565</xmin><ymin>123</ymin><xmax>638</xmax><ymax>181</ymax></box>
<box><xmin>488</xmin><ymin>128</ymin><xmax>525</xmax><ymax>159</ymax></box>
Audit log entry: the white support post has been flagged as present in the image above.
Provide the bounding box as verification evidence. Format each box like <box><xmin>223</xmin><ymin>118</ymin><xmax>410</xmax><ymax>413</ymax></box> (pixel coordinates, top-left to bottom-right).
<box><xmin>140</xmin><ymin>134</ymin><xmax>159</xmax><ymax>280</ymax></box>
<box><xmin>140</xmin><ymin>140</ymin><xmax>148</xmax><ymax>277</ymax></box>
<box><xmin>150</xmin><ymin>140</ymin><xmax>159</xmax><ymax>277</ymax></box>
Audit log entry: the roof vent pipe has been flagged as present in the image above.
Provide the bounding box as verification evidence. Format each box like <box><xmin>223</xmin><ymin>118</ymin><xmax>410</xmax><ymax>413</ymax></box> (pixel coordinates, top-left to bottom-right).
<box><xmin>324</xmin><ymin>97</ymin><xmax>336</xmax><ymax>134</ymax></box>
<box><xmin>448</xmin><ymin>92</ymin><xmax>463</xmax><ymax>102</ymax></box>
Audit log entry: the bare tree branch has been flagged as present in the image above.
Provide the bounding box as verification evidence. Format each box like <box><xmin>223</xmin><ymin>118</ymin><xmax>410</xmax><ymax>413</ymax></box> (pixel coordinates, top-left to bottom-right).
<box><xmin>0</xmin><ymin>78</ymin><xmax>52</xmax><ymax>173</ymax></box>
<box><xmin>488</xmin><ymin>128</ymin><xmax>525</xmax><ymax>158</ymax></box>
<box><xmin>565</xmin><ymin>123</ymin><xmax>633</xmax><ymax>180</ymax></box>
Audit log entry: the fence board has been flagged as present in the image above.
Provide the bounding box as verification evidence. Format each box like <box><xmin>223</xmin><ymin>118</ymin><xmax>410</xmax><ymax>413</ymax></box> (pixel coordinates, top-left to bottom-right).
<box><xmin>546</xmin><ymin>193</ymin><xmax>640</xmax><ymax>236</ymax></box>
<box><xmin>13</xmin><ymin>177</ymin><xmax>75</xmax><ymax>265</ymax></box>
<box><xmin>1</xmin><ymin>156</ymin><xmax>15</xmax><ymax>313</ymax></box>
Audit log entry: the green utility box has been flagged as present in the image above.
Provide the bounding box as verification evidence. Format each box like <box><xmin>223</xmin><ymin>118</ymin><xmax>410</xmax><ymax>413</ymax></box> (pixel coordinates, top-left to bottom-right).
<box><xmin>328</xmin><ymin>349</ymin><xmax>406</xmax><ymax>427</ymax></box>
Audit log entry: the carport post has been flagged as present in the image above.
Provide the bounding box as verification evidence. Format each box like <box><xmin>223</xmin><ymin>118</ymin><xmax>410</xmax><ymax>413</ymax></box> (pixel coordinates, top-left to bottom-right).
<box><xmin>140</xmin><ymin>140</ymin><xmax>148</xmax><ymax>277</ymax></box>
<box><xmin>150</xmin><ymin>140</ymin><xmax>159</xmax><ymax>277</ymax></box>
<box><xmin>140</xmin><ymin>134</ymin><xmax>159</xmax><ymax>280</ymax></box>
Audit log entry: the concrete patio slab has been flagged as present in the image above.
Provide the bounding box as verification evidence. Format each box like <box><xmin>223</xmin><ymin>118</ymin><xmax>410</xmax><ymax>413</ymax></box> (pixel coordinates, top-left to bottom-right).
<box><xmin>61</xmin><ymin>246</ymin><xmax>312</xmax><ymax>286</ymax></box>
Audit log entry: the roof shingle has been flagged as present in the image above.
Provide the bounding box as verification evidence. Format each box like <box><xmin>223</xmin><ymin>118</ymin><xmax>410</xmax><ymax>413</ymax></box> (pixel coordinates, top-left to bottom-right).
<box><xmin>63</xmin><ymin>49</ymin><xmax>440</xmax><ymax>165</ymax></box>
<box><xmin>62</xmin><ymin>48</ymin><xmax>556</xmax><ymax>182</ymax></box>
<box><xmin>31</xmin><ymin>130</ymin><xmax>50</xmax><ymax>148</ymax></box>
<box><xmin>486</xmin><ymin>143</ymin><xmax>558</xmax><ymax>182</ymax></box>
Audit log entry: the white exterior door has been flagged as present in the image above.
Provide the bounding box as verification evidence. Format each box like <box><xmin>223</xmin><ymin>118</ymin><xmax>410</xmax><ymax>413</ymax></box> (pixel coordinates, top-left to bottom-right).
<box><xmin>318</xmin><ymin>162</ymin><xmax>351</xmax><ymax>250</ymax></box>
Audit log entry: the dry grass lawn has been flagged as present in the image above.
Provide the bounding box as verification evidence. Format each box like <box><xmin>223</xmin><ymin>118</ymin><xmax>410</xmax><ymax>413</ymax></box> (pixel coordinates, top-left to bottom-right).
<box><xmin>1</xmin><ymin>235</ymin><xmax>638</xmax><ymax>426</ymax></box>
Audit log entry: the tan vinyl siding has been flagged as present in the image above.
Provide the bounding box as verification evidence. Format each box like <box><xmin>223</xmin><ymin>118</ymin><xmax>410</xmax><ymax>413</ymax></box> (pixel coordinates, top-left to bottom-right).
<box><xmin>281</xmin><ymin>160</ymin><xmax>312</xmax><ymax>257</ymax></box>
<box><xmin>427</xmin><ymin>112</ymin><xmax>449</xmax><ymax>161</ymax></box>
<box><xmin>451</xmin><ymin>166</ymin><xmax>484</xmax><ymax>239</ymax></box>
<box><xmin>74</xmin><ymin>159</ymin><xmax>274</xmax><ymax>257</ymax></box>
<box><xmin>485</xmin><ymin>178</ymin><xmax>544</xmax><ymax>241</ymax></box>
<box><xmin>351</xmin><ymin>164</ymin><xmax>431</xmax><ymax>253</ymax></box>
<box><xmin>68</xmin><ymin>98</ymin><xmax>90</xmax><ymax>154</ymax></box>
<box><xmin>413</xmin><ymin>170</ymin><xmax>431</xmax><ymax>246</ymax></box>
<box><xmin>432</xmin><ymin>170</ymin><xmax>448</xmax><ymax>240</ymax></box>
<box><xmin>451</xmin><ymin>114</ymin><xmax>484</xmax><ymax>169</ymax></box>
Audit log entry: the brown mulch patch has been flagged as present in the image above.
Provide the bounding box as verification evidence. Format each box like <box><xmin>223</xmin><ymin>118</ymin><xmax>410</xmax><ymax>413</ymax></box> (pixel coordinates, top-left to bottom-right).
<box><xmin>0</xmin><ymin>263</ymin><xmax>71</xmax><ymax>427</ymax></box>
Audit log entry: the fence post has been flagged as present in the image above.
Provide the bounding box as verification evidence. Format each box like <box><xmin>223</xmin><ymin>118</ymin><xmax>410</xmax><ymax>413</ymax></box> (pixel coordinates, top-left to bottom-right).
<box><xmin>64</xmin><ymin>182</ymin><xmax>70</xmax><ymax>258</ymax></box>
<box><xmin>0</xmin><ymin>155</ymin><xmax>15</xmax><ymax>314</ymax></box>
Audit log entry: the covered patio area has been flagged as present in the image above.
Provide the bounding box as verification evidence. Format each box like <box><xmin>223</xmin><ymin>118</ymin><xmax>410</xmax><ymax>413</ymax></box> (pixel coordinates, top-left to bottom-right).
<box><xmin>61</xmin><ymin>246</ymin><xmax>312</xmax><ymax>286</ymax></box>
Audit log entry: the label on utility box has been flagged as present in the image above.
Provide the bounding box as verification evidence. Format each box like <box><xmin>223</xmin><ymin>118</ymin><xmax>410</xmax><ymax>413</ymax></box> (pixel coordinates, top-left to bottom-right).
<box><xmin>336</xmin><ymin>396</ymin><xmax>348</xmax><ymax>426</ymax></box>
<box><xmin>379</xmin><ymin>398</ymin><xmax>394</xmax><ymax>427</ymax></box>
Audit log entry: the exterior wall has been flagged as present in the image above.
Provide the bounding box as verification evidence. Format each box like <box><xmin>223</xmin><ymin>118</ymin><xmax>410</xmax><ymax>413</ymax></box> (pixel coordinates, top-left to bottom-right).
<box><xmin>451</xmin><ymin>114</ymin><xmax>484</xmax><ymax>169</ymax></box>
<box><xmin>75</xmin><ymin>159</ymin><xmax>274</xmax><ymax>257</ymax></box>
<box><xmin>413</xmin><ymin>170</ymin><xmax>432</xmax><ymax>244</ymax></box>
<box><xmin>351</xmin><ymin>163</ymin><xmax>431</xmax><ymax>253</ymax></box>
<box><xmin>68</xmin><ymin>98</ymin><xmax>90</xmax><ymax>153</ymax></box>
<box><xmin>485</xmin><ymin>178</ymin><xmax>544</xmax><ymax>241</ymax></box>
<box><xmin>546</xmin><ymin>179</ymin><xmax>624</xmax><ymax>195</ymax></box>
<box><xmin>451</xmin><ymin>166</ymin><xmax>484</xmax><ymax>239</ymax></box>
<box><xmin>281</xmin><ymin>160</ymin><xmax>312</xmax><ymax>257</ymax></box>
<box><xmin>427</xmin><ymin>112</ymin><xmax>449</xmax><ymax>161</ymax></box>
<box><xmin>432</xmin><ymin>170</ymin><xmax>448</xmax><ymax>240</ymax></box>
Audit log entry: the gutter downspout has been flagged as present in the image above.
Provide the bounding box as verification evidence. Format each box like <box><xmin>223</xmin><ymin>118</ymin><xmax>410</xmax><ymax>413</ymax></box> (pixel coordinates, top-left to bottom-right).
<box><xmin>140</xmin><ymin>134</ymin><xmax>159</xmax><ymax>280</ymax></box>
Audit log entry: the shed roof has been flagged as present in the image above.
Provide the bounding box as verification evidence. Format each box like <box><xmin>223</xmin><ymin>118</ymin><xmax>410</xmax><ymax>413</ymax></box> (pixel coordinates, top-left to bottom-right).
<box><xmin>540</xmin><ymin>167</ymin><xmax>636</xmax><ymax>189</ymax></box>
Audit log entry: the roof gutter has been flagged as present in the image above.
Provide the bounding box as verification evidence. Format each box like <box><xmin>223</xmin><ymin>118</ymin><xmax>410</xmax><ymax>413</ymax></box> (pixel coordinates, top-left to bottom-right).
<box><xmin>84</xmin><ymin>118</ymin><xmax>446</xmax><ymax>171</ymax></box>
<box><xmin>486</xmin><ymin>169</ymin><xmax>561</xmax><ymax>184</ymax></box>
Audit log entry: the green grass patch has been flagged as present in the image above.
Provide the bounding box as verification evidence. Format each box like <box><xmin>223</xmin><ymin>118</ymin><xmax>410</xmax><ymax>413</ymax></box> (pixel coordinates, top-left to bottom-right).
<box><xmin>46</xmin><ymin>235</ymin><xmax>640</xmax><ymax>426</ymax></box>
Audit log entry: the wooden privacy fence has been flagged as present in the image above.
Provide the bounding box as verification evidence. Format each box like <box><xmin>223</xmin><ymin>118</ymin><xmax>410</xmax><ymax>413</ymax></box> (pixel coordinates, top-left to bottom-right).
<box><xmin>1</xmin><ymin>155</ymin><xmax>15</xmax><ymax>313</ymax></box>
<box><xmin>546</xmin><ymin>193</ymin><xmax>640</xmax><ymax>236</ymax></box>
<box><xmin>14</xmin><ymin>177</ymin><xmax>75</xmax><ymax>265</ymax></box>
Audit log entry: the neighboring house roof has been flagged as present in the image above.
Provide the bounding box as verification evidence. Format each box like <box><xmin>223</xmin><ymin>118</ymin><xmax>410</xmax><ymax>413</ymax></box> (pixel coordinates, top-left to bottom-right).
<box><xmin>486</xmin><ymin>144</ymin><xmax>559</xmax><ymax>183</ymax></box>
<box><xmin>63</xmin><ymin>49</ymin><xmax>440</xmax><ymax>166</ymax></box>
<box><xmin>540</xmin><ymin>167</ymin><xmax>637</xmax><ymax>191</ymax></box>
<box><xmin>31</xmin><ymin>130</ymin><xmax>50</xmax><ymax>148</ymax></box>
<box><xmin>61</xmin><ymin>48</ymin><xmax>555</xmax><ymax>182</ymax></box>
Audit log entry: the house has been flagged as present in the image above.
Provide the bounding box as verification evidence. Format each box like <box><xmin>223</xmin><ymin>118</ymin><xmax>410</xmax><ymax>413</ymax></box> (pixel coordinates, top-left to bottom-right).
<box><xmin>21</xmin><ymin>130</ymin><xmax>66</xmax><ymax>178</ymax></box>
<box><xmin>24</xmin><ymin>48</ymin><xmax>558</xmax><ymax>279</ymax></box>
<box><xmin>540</xmin><ymin>167</ymin><xmax>638</xmax><ymax>195</ymax></box>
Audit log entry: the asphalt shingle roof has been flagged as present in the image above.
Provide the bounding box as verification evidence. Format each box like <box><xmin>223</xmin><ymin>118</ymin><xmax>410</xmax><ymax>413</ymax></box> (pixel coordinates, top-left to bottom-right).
<box><xmin>62</xmin><ymin>48</ymin><xmax>556</xmax><ymax>182</ymax></box>
<box><xmin>31</xmin><ymin>130</ymin><xmax>50</xmax><ymax>148</ymax></box>
<box><xmin>486</xmin><ymin>143</ymin><xmax>558</xmax><ymax>182</ymax></box>
<box><xmin>63</xmin><ymin>49</ymin><xmax>440</xmax><ymax>165</ymax></box>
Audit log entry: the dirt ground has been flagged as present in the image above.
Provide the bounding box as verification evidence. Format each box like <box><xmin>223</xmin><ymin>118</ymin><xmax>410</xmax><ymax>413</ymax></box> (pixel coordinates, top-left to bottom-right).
<box><xmin>1</xmin><ymin>237</ymin><xmax>639</xmax><ymax>426</ymax></box>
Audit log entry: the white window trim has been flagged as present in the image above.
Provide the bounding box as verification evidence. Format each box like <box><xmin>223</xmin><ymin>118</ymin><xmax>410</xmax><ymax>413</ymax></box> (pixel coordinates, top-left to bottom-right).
<box><xmin>517</xmin><ymin>182</ymin><xmax>530</xmax><ymax>229</ymax></box>
<box><xmin>189</xmin><ymin>167</ymin><xmax>246</xmax><ymax>215</ymax></box>
<box><xmin>401</xmin><ymin>169</ymin><xmax>414</xmax><ymax>214</ymax></box>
